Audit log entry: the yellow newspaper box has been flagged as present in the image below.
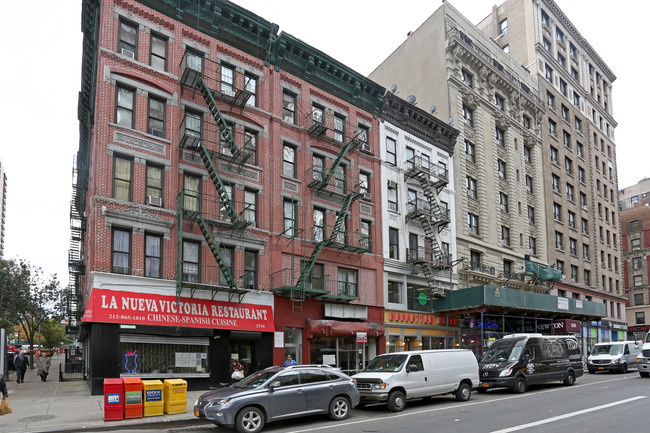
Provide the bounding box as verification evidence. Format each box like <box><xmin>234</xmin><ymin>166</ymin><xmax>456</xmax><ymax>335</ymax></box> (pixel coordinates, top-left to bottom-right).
<box><xmin>163</xmin><ymin>379</ymin><xmax>187</xmax><ymax>414</ymax></box>
<box><xmin>142</xmin><ymin>380</ymin><xmax>164</xmax><ymax>417</ymax></box>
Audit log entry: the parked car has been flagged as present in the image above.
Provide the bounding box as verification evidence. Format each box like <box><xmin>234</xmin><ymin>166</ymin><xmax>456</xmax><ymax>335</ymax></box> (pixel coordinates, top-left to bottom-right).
<box><xmin>194</xmin><ymin>364</ymin><xmax>359</xmax><ymax>433</ymax></box>
<box><xmin>478</xmin><ymin>333</ymin><xmax>582</xmax><ymax>393</ymax></box>
<box><xmin>352</xmin><ymin>349</ymin><xmax>479</xmax><ymax>412</ymax></box>
<box><xmin>587</xmin><ymin>341</ymin><xmax>641</xmax><ymax>374</ymax></box>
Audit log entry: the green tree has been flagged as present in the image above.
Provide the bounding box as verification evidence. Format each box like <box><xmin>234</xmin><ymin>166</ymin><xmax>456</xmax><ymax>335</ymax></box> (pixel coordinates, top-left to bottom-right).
<box><xmin>40</xmin><ymin>317</ymin><xmax>68</xmax><ymax>349</ymax></box>
<box><xmin>0</xmin><ymin>259</ymin><xmax>31</xmax><ymax>330</ymax></box>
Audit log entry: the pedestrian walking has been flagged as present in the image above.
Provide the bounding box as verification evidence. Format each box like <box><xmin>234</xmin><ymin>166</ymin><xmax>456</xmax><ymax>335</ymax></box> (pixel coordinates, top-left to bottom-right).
<box><xmin>13</xmin><ymin>352</ymin><xmax>29</xmax><ymax>384</ymax></box>
<box><xmin>0</xmin><ymin>373</ymin><xmax>11</xmax><ymax>416</ymax></box>
<box><xmin>37</xmin><ymin>352</ymin><xmax>52</xmax><ymax>382</ymax></box>
<box><xmin>0</xmin><ymin>373</ymin><xmax>7</xmax><ymax>398</ymax></box>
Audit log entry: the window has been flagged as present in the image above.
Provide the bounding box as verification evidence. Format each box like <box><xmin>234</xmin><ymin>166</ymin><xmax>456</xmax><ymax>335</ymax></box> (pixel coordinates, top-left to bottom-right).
<box><xmin>543</xmin><ymin>38</ymin><xmax>551</xmax><ymax>51</ymax></box>
<box><xmin>334</xmin><ymin>164</ymin><xmax>346</xmax><ymax>193</ymax></box>
<box><xmin>571</xmin><ymin>68</ymin><xmax>578</xmax><ymax>81</ymax></box>
<box><xmin>467</xmin><ymin>176</ymin><xmax>477</xmax><ymax>199</ymax></box>
<box><xmin>461</xmin><ymin>68</ymin><xmax>473</xmax><ymax>88</ymax></box>
<box><xmin>359</xmin><ymin>172</ymin><xmax>370</xmax><ymax>198</ymax></box>
<box><xmin>525</xmin><ymin>175</ymin><xmax>534</xmax><ymax>193</ymax></box>
<box><xmin>568</xmin><ymin>210</ymin><xmax>575</xmax><ymax>229</ymax></box>
<box><xmin>496</xmin><ymin>127</ymin><xmax>505</xmax><ymax>146</ymax></box>
<box><xmin>524</xmin><ymin>146</ymin><xmax>532</xmax><ymax>163</ymax></box>
<box><xmin>144</xmin><ymin>233</ymin><xmax>162</xmax><ymax>278</ymax></box>
<box><xmin>634</xmin><ymin>275</ymin><xmax>643</xmax><ymax>287</ymax></box>
<box><xmin>334</xmin><ymin>114</ymin><xmax>345</xmax><ymax>142</ymax></box>
<box><xmin>220</xmin><ymin>64</ymin><xmax>235</xmax><ymax>96</ymax></box>
<box><xmin>186</xmin><ymin>50</ymin><xmax>203</xmax><ymax>73</ymax></box>
<box><xmin>583</xmin><ymin>243</ymin><xmax>590</xmax><ymax>260</ymax></box>
<box><xmin>580</xmin><ymin>192</ymin><xmax>587</xmax><ymax>209</ymax></box>
<box><xmin>360</xmin><ymin>220</ymin><xmax>371</xmax><ymax>251</ymax></box>
<box><xmin>556</xmin><ymin>260</ymin><xmax>564</xmax><ymax>274</ymax></box>
<box><xmin>575</xmin><ymin>117</ymin><xmax>582</xmax><ymax>132</ymax></box>
<box><xmin>563</xmin><ymin>131</ymin><xmax>571</xmax><ymax>148</ymax></box>
<box><xmin>146</xmin><ymin>164</ymin><xmax>163</xmax><ymax>205</ymax></box>
<box><xmin>337</xmin><ymin>268</ymin><xmax>358</xmax><ymax>297</ymax></box>
<box><xmin>552</xmin><ymin>174</ymin><xmax>560</xmax><ymax>192</ymax></box>
<box><xmin>283</xmin><ymin>91</ymin><xmax>296</xmax><ymax>124</ymax></box>
<box><xmin>243</xmin><ymin>250</ymin><xmax>257</xmax><ymax>289</ymax></box>
<box><xmin>244</xmin><ymin>129</ymin><xmax>258</xmax><ymax>166</ymax></box>
<box><xmin>497</xmin><ymin>159</ymin><xmax>507</xmax><ymax>179</ymax></box>
<box><xmin>283</xmin><ymin>144</ymin><xmax>296</xmax><ymax>177</ymax></box>
<box><xmin>556</xmin><ymin>27</ymin><xmax>564</xmax><ymax>43</ymax></box>
<box><xmin>499</xmin><ymin>192</ymin><xmax>509</xmax><ymax>213</ymax></box>
<box><xmin>560</xmin><ymin>79</ymin><xmax>567</xmax><ymax>97</ymax></box>
<box><xmin>184</xmin><ymin>111</ymin><xmax>202</xmax><ymax>140</ymax></box>
<box><xmin>150</xmin><ymin>33</ymin><xmax>167</xmax><ymax>71</ymax></box>
<box><xmin>465</xmin><ymin>140</ymin><xmax>475</xmax><ymax>162</ymax></box>
<box><xmin>245</xmin><ymin>73</ymin><xmax>257</xmax><ymax>106</ymax></box>
<box><xmin>633</xmin><ymin>257</ymin><xmax>642</xmax><ymax>270</ymax></box>
<box><xmin>541</xmin><ymin>10</ymin><xmax>550</xmax><ymax>27</ymax></box>
<box><xmin>527</xmin><ymin>205</ymin><xmax>535</xmax><ymax>224</ymax></box>
<box><xmin>388</xmin><ymin>227</ymin><xmax>400</xmax><ymax>260</ymax></box>
<box><xmin>561</xmin><ymin>105</ymin><xmax>569</xmax><ymax>121</ymax></box>
<box><xmin>147</xmin><ymin>96</ymin><xmax>166</xmax><ymax>138</ymax></box>
<box><xmin>529</xmin><ymin>236</ymin><xmax>537</xmax><ymax>255</ymax></box>
<box><xmin>495</xmin><ymin>94</ymin><xmax>505</xmax><ymax>111</ymax></box>
<box><xmin>112</xmin><ymin>228</ymin><xmax>131</xmax><ymax>274</ymax></box>
<box><xmin>570</xmin><ymin>43</ymin><xmax>577</xmax><ymax>58</ymax></box>
<box><xmin>545</xmin><ymin>64</ymin><xmax>553</xmax><ymax>82</ymax></box>
<box><xmin>569</xmin><ymin>238</ymin><xmax>577</xmax><ymax>255</ymax></box>
<box><xmin>501</xmin><ymin>226</ymin><xmax>510</xmax><ymax>246</ymax></box>
<box><xmin>546</xmin><ymin>91</ymin><xmax>555</xmax><ymax>109</ymax></box>
<box><xmin>557</xmin><ymin>53</ymin><xmax>565</xmax><ymax>68</ymax></box>
<box><xmin>116</xmin><ymin>86</ymin><xmax>135</xmax><ymax>128</ymax></box>
<box><xmin>470</xmin><ymin>251</ymin><xmax>481</xmax><ymax>269</ymax></box>
<box><xmin>468</xmin><ymin>213</ymin><xmax>479</xmax><ymax>235</ymax></box>
<box><xmin>499</xmin><ymin>18</ymin><xmax>508</xmax><ymax>35</ymax></box>
<box><xmin>523</xmin><ymin>115</ymin><xmax>531</xmax><ymax>129</ymax></box>
<box><xmin>578</xmin><ymin>167</ymin><xmax>585</xmax><ymax>183</ymax></box>
<box><xmin>577</xmin><ymin>141</ymin><xmax>584</xmax><ymax>157</ymax></box>
<box><xmin>463</xmin><ymin>105</ymin><xmax>474</xmax><ymax>127</ymax></box>
<box><xmin>244</xmin><ymin>189</ymin><xmax>257</xmax><ymax>225</ymax></box>
<box><xmin>312</xmin><ymin>207</ymin><xmax>324</xmax><ymax>242</ymax></box>
<box><xmin>565</xmin><ymin>157</ymin><xmax>573</xmax><ymax>174</ymax></box>
<box><xmin>549</xmin><ymin>119</ymin><xmax>557</xmax><ymax>136</ymax></box>
<box><xmin>312</xmin><ymin>155</ymin><xmax>325</xmax><ymax>182</ymax></box>
<box><xmin>183</xmin><ymin>173</ymin><xmax>201</xmax><ymax>212</ymax></box>
<box><xmin>635</xmin><ymin>293</ymin><xmax>644</xmax><ymax>306</ymax></box>
<box><xmin>632</xmin><ymin>238</ymin><xmax>641</xmax><ymax>250</ymax></box>
<box><xmin>637</xmin><ymin>312</ymin><xmax>645</xmax><ymax>325</ymax></box>
<box><xmin>584</xmin><ymin>270</ymin><xmax>591</xmax><ymax>286</ymax></box>
<box><xmin>387</xmin><ymin>182</ymin><xmax>398</xmax><ymax>211</ymax></box>
<box><xmin>386</xmin><ymin>137</ymin><xmax>397</xmax><ymax>165</ymax></box>
<box><xmin>113</xmin><ymin>155</ymin><xmax>133</xmax><ymax>201</ymax></box>
<box><xmin>118</xmin><ymin>20</ymin><xmax>137</xmax><ymax>58</ymax></box>
<box><xmin>573</xmin><ymin>91</ymin><xmax>580</xmax><ymax>108</ymax></box>
<box><xmin>358</xmin><ymin>124</ymin><xmax>369</xmax><ymax>148</ymax></box>
<box><xmin>218</xmin><ymin>246</ymin><xmax>234</xmax><ymax>286</ymax></box>
<box><xmin>553</xmin><ymin>203</ymin><xmax>562</xmax><ymax>221</ymax></box>
<box><xmin>566</xmin><ymin>183</ymin><xmax>574</xmax><ymax>201</ymax></box>
<box><xmin>387</xmin><ymin>281</ymin><xmax>402</xmax><ymax>304</ymax></box>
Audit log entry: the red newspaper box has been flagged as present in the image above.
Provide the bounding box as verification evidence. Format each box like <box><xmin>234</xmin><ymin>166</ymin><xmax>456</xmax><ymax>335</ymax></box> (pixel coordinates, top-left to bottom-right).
<box><xmin>103</xmin><ymin>378</ymin><xmax>124</xmax><ymax>421</ymax></box>
<box><xmin>123</xmin><ymin>377</ymin><xmax>143</xmax><ymax>419</ymax></box>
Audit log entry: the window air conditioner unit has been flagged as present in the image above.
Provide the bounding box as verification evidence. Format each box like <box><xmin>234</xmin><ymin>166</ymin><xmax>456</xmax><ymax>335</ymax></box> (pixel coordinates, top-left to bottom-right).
<box><xmin>149</xmin><ymin>128</ymin><xmax>165</xmax><ymax>138</ymax></box>
<box><xmin>148</xmin><ymin>196</ymin><xmax>162</xmax><ymax>207</ymax></box>
<box><xmin>387</xmin><ymin>180</ymin><xmax>398</xmax><ymax>188</ymax></box>
<box><xmin>363</xmin><ymin>192</ymin><xmax>372</xmax><ymax>200</ymax></box>
<box><xmin>121</xmin><ymin>48</ymin><xmax>135</xmax><ymax>59</ymax></box>
<box><xmin>303</xmin><ymin>283</ymin><xmax>313</xmax><ymax>290</ymax></box>
<box><xmin>360</xmin><ymin>143</ymin><xmax>371</xmax><ymax>153</ymax></box>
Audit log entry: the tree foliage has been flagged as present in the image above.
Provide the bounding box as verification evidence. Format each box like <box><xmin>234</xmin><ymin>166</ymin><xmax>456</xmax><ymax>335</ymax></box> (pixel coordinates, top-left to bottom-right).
<box><xmin>40</xmin><ymin>317</ymin><xmax>69</xmax><ymax>348</ymax></box>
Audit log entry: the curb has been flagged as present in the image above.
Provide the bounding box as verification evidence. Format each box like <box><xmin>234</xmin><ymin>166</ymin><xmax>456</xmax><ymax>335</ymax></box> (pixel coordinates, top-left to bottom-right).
<box><xmin>29</xmin><ymin>417</ymin><xmax>211</xmax><ymax>433</ymax></box>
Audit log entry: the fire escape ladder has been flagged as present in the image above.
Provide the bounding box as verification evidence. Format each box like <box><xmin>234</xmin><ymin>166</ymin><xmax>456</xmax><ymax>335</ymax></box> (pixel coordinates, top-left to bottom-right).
<box><xmin>195</xmin><ymin>215</ymin><xmax>237</xmax><ymax>290</ymax></box>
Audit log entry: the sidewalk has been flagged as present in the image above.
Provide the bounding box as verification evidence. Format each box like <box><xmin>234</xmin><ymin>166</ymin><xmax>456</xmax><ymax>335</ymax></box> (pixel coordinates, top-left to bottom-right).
<box><xmin>1</xmin><ymin>355</ymin><xmax>210</xmax><ymax>433</ymax></box>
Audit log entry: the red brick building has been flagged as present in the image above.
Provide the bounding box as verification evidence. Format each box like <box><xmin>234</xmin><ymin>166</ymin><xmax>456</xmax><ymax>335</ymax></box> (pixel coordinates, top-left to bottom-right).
<box><xmin>73</xmin><ymin>0</ymin><xmax>385</xmax><ymax>394</ymax></box>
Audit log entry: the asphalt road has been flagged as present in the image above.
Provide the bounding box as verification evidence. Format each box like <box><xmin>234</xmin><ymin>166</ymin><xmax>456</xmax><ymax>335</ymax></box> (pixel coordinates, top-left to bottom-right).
<box><xmin>103</xmin><ymin>370</ymin><xmax>650</xmax><ymax>433</ymax></box>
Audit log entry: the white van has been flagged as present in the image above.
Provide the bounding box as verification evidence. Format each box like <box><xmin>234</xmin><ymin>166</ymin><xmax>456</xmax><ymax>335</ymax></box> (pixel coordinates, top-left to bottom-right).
<box><xmin>587</xmin><ymin>341</ymin><xmax>641</xmax><ymax>374</ymax></box>
<box><xmin>352</xmin><ymin>349</ymin><xmax>479</xmax><ymax>412</ymax></box>
<box><xmin>636</xmin><ymin>332</ymin><xmax>650</xmax><ymax>377</ymax></box>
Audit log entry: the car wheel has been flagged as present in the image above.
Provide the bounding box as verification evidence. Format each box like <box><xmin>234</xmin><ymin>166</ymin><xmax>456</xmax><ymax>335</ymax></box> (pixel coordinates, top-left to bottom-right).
<box><xmin>511</xmin><ymin>377</ymin><xmax>527</xmax><ymax>394</ymax></box>
<box><xmin>328</xmin><ymin>396</ymin><xmax>350</xmax><ymax>421</ymax></box>
<box><xmin>386</xmin><ymin>390</ymin><xmax>406</xmax><ymax>412</ymax></box>
<box><xmin>563</xmin><ymin>371</ymin><xmax>575</xmax><ymax>386</ymax></box>
<box><xmin>454</xmin><ymin>382</ymin><xmax>471</xmax><ymax>402</ymax></box>
<box><xmin>235</xmin><ymin>406</ymin><xmax>265</xmax><ymax>433</ymax></box>
<box><xmin>639</xmin><ymin>372</ymin><xmax>649</xmax><ymax>378</ymax></box>
<box><xmin>620</xmin><ymin>363</ymin><xmax>628</xmax><ymax>374</ymax></box>
<box><xmin>476</xmin><ymin>387</ymin><xmax>488</xmax><ymax>394</ymax></box>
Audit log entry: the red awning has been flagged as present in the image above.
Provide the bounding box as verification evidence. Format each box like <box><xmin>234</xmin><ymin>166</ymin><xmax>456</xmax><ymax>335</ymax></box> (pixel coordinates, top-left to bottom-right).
<box><xmin>306</xmin><ymin>319</ymin><xmax>384</xmax><ymax>337</ymax></box>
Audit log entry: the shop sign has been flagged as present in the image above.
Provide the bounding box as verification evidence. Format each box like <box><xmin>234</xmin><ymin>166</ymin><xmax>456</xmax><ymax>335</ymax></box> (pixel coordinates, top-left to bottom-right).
<box><xmin>82</xmin><ymin>289</ymin><xmax>274</xmax><ymax>332</ymax></box>
<box><xmin>610</xmin><ymin>322</ymin><xmax>628</xmax><ymax>331</ymax></box>
<box><xmin>356</xmin><ymin>332</ymin><xmax>368</xmax><ymax>343</ymax></box>
<box><xmin>469</xmin><ymin>318</ymin><xmax>500</xmax><ymax>329</ymax></box>
<box><xmin>557</xmin><ymin>297</ymin><xmax>569</xmax><ymax>310</ymax></box>
<box><xmin>418</xmin><ymin>293</ymin><xmax>427</xmax><ymax>305</ymax></box>
<box><xmin>575</xmin><ymin>300</ymin><xmax>583</xmax><ymax>309</ymax></box>
<box><xmin>630</xmin><ymin>325</ymin><xmax>650</xmax><ymax>333</ymax></box>
<box><xmin>389</xmin><ymin>311</ymin><xmax>441</xmax><ymax>325</ymax></box>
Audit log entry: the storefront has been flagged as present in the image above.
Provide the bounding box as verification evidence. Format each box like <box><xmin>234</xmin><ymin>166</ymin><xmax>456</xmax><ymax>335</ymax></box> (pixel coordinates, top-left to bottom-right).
<box><xmin>81</xmin><ymin>286</ymin><xmax>274</xmax><ymax>395</ymax></box>
<box><xmin>384</xmin><ymin>310</ymin><xmax>460</xmax><ymax>352</ymax></box>
<box><xmin>273</xmin><ymin>298</ymin><xmax>384</xmax><ymax>376</ymax></box>
<box><xmin>629</xmin><ymin>325</ymin><xmax>650</xmax><ymax>342</ymax></box>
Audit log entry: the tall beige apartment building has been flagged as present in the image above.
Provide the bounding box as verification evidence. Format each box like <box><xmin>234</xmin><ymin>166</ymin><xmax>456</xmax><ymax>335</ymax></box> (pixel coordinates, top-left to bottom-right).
<box><xmin>371</xmin><ymin>2</ymin><xmax>548</xmax><ymax>292</ymax></box>
<box><xmin>478</xmin><ymin>0</ymin><xmax>621</xmax><ymax>300</ymax></box>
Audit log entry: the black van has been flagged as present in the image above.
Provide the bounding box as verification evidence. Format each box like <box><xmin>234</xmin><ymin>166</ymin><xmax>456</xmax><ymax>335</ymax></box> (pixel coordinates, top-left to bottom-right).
<box><xmin>478</xmin><ymin>333</ymin><xmax>583</xmax><ymax>393</ymax></box>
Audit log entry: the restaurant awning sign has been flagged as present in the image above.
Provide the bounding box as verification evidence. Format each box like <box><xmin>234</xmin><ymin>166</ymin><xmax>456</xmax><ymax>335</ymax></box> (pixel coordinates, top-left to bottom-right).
<box><xmin>82</xmin><ymin>289</ymin><xmax>274</xmax><ymax>332</ymax></box>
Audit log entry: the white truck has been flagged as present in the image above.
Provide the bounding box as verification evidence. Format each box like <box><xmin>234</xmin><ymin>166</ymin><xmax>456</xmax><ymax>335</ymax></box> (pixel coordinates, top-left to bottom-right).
<box><xmin>636</xmin><ymin>332</ymin><xmax>650</xmax><ymax>377</ymax></box>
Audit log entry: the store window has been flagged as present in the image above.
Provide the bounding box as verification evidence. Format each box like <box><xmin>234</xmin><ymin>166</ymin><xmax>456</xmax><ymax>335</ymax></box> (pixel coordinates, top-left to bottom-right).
<box><xmin>120</xmin><ymin>335</ymin><xmax>209</xmax><ymax>377</ymax></box>
<box><xmin>284</xmin><ymin>328</ymin><xmax>302</xmax><ymax>364</ymax></box>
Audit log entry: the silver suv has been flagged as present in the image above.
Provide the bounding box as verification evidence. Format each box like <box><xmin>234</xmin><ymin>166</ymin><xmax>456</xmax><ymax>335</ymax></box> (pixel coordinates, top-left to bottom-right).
<box><xmin>194</xmin><ymin>364</ymin><xmax>360</xmax><ymax>433</ymax></box>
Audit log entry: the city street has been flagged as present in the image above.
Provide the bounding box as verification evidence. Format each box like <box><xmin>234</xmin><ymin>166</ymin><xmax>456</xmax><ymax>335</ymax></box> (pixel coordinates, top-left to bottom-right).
<box><xmin>130</xmin><ymin>371</ymin><xmax>647</xmax><ymax>433</ymax></box>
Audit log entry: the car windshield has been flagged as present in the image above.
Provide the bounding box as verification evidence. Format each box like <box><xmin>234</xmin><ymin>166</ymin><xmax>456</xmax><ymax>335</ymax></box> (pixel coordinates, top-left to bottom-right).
<box><xmin>481</xmin><ymin>340</ymin><xmax>524</xmax><ymax>363</ymax></box>
<box><xmin>591</xmin><ymin>344</ymin><xmax>623</xmax><ymax>355</ymax></box>
<box><xmin>232</xmin><ymin>370</ymin><xmax>279</xmax><ymax>389</ymax></box>
<box><xmin>364</xmin><ymin>354</ymin><xmax>408</xmax><ymax>372</ymax></box>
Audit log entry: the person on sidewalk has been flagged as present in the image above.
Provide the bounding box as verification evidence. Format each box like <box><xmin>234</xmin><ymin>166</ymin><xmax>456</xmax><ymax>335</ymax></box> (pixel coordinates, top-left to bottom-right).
<box><xmin>14</xmin><ymin>352</ymin><xmax>29</xmax><ymax>384</ymax></box>
<box><xmin>0</xmin><ymin>373</ymin><xmax>8</xmax><ymax>399</ymax></box>
<box><xmin>37</xmin><ymin>352</ymin><xmax>52</xmax><ymax>382</ymax></box>
<box><xmin>284</xmin><ymin>354</ymin><xmax>297</xmax><ymax>366</ymax></box>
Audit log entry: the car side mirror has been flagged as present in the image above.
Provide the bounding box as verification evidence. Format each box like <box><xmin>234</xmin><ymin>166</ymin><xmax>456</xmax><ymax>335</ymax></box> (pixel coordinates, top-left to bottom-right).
<box><xmin>269</xmin><ymin>381</ymin><xmax>281</xmax><ymax>391</ymax></box>
<box><xmin>407</xmin><ymin>364</ymin><xmax>419</xmax><ymax>372</ymax></box>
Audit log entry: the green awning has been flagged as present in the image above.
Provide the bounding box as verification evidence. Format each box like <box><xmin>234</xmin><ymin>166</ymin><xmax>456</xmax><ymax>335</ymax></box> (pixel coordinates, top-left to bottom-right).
<box><xmin>525</xmin><ymin>261</ymin><xmax>562</xmax><ymax>282</ymax></box>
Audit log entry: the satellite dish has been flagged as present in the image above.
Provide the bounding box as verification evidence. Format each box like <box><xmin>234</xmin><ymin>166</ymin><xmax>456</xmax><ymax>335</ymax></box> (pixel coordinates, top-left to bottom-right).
<box><xmin>391</xmin><ymin>84</ymin><xmax>398</xmax><ymax>93</ymax></box>
<box><xmin>430</xmin><ymin>105</ymin><xmax>437</xmax><ymax>114</ymax></box>
<box><xmin>406</xmin><ymin>95</ymin><xmax>417</xmax><ymax>104</ymax></box>
<box><xmin>447</xmin><ymin>116</ymin><xmax>454</xmax><ymax>126</ymax></box>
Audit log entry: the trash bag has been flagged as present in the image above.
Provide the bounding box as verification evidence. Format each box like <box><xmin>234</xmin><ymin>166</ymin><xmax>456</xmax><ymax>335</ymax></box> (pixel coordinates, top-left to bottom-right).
<box><xmin>0</xmin><ymin>398</ymin><xmax>12</xmax><ymax>416</ymax></box>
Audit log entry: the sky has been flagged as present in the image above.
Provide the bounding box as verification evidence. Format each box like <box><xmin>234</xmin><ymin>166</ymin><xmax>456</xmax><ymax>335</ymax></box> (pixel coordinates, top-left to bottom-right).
<box><xmin>0</xmin><ymin>0</ymin><xmax>648</xmax><ymax>285</ymax></box>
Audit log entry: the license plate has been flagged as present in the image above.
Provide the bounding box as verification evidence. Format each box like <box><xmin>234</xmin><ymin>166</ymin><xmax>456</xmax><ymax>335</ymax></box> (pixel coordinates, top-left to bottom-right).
<box><xmin>481</xmin><ymin>383</ymin><xmax>489</xmax><ymax>387</ymax></box>
<box><xmin>598</xmin><ymin>367</ymin><xmax>604</xmax><ymax>370</ymax></box>
<box><xmin>195</xmin><ymin>410</ymin><xmax>200</xmax><ymax>417</ymax></box>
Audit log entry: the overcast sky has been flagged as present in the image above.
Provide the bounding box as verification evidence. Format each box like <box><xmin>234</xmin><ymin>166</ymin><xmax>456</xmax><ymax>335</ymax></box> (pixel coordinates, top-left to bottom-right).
<box><xmin>0</xmin><ymin>0</ymin><xmax>647</xmax><ymax>284</ymax></box>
